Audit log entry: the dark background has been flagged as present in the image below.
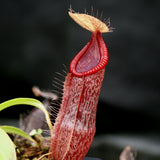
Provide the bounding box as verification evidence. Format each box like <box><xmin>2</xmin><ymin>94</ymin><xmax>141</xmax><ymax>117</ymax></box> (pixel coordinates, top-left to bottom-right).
<box><xmin>0</xmin><ymin>0</ymin><xmax>160</xmax><ymax>159</ymax></box>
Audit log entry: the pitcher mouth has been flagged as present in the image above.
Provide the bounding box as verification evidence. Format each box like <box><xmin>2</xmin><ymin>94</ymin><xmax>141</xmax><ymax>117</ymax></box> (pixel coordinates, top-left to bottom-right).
<box><xmin>69</xmin><ymin>32</ymin><xmax>108</xmax><ymax>77</ymax></box>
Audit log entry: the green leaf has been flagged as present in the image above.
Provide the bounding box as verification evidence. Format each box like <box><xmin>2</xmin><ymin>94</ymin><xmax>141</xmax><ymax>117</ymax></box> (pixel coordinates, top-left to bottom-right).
<box><xmin>29</xmin><ymin>128</ymin><xmax>43</xmax><ymax>136</ymax></box>
<box><xmin>0</xmin><ymin>126</ymin><xmax>38</xmax><ymax>146</ymax></box>
<box><xmin>0</xmin><ymin>128</ymin><xmax>17</xmax><ymax>160</ymax></box>
<box><xmin>0</xmin><ymin>98</ymin><xmax>53</xmax><ymax>131</ymax></box>
<box><xmin>37</xmin><ymin>128</ymin><xmax>43</xmax><ymax>135</ymax></box>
